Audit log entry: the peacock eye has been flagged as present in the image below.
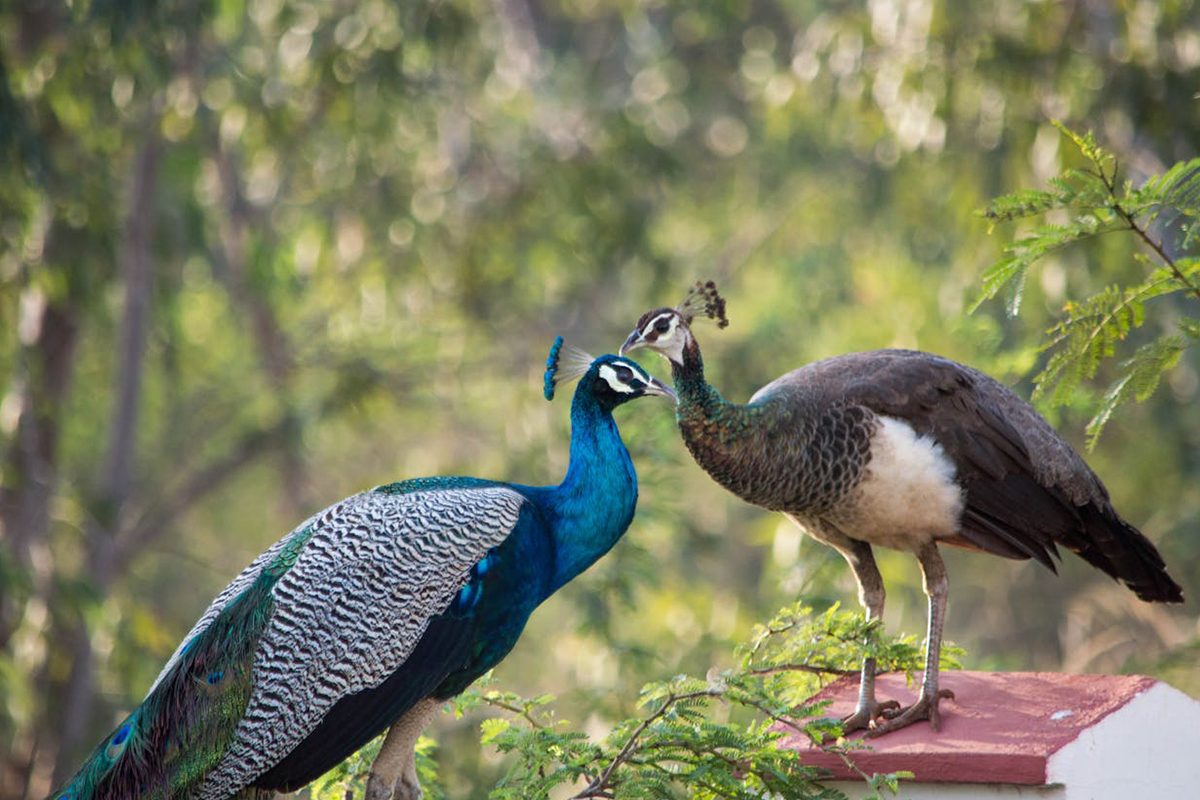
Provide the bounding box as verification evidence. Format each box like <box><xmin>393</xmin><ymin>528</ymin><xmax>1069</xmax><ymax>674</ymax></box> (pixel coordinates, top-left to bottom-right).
<box><xmin>654</xmin><ymin>317</ymin><xmax>671</xmax><ymax>333</ymax></box>
<box><xmin>615</xmin><ymin>365</ymin><xmax>634</xmax><ymax>383</ymax></box>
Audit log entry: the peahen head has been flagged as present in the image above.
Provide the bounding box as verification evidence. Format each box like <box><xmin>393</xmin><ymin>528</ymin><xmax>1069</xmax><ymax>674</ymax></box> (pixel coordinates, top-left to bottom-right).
<box><xmin>544</xmin><ymin>336</ymin><xmax>676</xmax><ymax>410</ymax></box>
<box><xmin>620</xmin><ymin>280</ymin><xmax>728</xmax><ymax>367</ymax></box>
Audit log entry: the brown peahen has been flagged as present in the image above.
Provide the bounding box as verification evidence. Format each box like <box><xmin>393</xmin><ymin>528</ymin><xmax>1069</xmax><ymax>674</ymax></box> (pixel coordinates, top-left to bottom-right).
<box><xmin>622</xmin><ymin>281</ymin><xmax>1182</xmax><ymax>736</ymax></box>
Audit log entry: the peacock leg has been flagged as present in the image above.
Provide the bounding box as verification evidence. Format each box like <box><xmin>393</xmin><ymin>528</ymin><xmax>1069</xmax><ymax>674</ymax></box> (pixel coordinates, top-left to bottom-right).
<box><xmin>836</xmin><ymin>540</ymin><xmax>900</xmax><ymax>735</ymax></box>
<box><xmin>868</xmin><ymin>542</ymin><xmax>954</xmax><ymax>737</ymax></box>
<box><xmin>365</xmin><ymin>699</ymin><xmax>440</xmax><ymax>800</ymax></box>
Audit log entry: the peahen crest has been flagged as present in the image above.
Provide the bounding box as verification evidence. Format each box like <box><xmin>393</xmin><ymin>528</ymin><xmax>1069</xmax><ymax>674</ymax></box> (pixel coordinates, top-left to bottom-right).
<box><xmin>543</xmin><ymin>336</ymin><xmax>593</xmax><ymax>400</ymax></box>
<box><xmin>677</xmin><ymin>280</ymin><xmax>729</xmax><ymax>328</ymax></box>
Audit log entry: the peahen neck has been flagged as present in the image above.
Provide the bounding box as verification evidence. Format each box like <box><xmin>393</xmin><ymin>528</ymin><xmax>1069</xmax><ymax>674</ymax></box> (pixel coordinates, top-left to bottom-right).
<box><xmin>535</xmin><ymin>391</ymin><xmax>638</xmax><ymax>595</ymax></box>
<box><xmin>669</xmin><ymin>339</ymin><xmax>772</xmax><ymax>497</ymax></box>
<box><xmin>671</xmin><ymin>340</ymin><xmax>761</xmax><ymax>432</ymax></box>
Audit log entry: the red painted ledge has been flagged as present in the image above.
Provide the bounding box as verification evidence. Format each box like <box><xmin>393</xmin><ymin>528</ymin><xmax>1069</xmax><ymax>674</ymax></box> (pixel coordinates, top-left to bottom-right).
<box><xmin>773</xmin><ymin>670</ymin><xmax>1158</xmax><ymax>785</ymax></box>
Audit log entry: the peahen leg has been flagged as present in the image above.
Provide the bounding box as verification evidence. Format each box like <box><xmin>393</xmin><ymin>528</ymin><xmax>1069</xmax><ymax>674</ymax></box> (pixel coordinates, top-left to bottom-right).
<box><xmin>836</xmin><ymin>540</ymin><xmax>900</xmax><ymax>735</ymax></box>
<box><xmin>868</xmin><ymin>541</ymin><xmax>954</xmax><ymax>736</ymax></box>
<box><xmin>365</xmin><ymin>699</ymin><xmax>440</xmax><ymax>800</ymax></box>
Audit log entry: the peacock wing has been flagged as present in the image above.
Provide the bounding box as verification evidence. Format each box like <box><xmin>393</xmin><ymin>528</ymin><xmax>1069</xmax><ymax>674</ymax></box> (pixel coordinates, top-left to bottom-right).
<box><xmin>187</xmin><ymin>480</ymin><xmax>528</xmax><ymax>799</ymax></box>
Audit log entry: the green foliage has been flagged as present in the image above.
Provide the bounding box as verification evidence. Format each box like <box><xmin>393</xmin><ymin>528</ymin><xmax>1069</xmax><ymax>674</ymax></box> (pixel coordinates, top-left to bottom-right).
<box><xmin>309</xmin><ymin>733</ymin><xmax>445</xmax><ymax>800</ymax></box>
<box><xmin>5</xmin><ymin>0</ymin><xmax>1200</xmax><ymax>796</ymax></box>
<box><xmin>479</xmin><ymin>604</ymin><xmax>948</xmax><ymax>798</ymax></box>
<box><xmin>313</xmin><ymin>606</ymin><xmax>943</xmax><ymax>800</ymax></box>
<box><xmin>977</xmin><ymin>124</ymin><xmax>1200</xmax><ymax>446</ymax></box>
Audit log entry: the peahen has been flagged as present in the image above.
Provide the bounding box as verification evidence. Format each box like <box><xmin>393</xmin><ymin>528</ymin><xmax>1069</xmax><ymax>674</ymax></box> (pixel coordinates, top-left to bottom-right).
<box><xmin>50</xmin><ymin>340</ymin><xmax>675</xmax><ymax>800</ymax></box>
<box><xmin>621</xmin><ymin>281</ymin><xmax>1182</xmax><ymax>736</ymax></box>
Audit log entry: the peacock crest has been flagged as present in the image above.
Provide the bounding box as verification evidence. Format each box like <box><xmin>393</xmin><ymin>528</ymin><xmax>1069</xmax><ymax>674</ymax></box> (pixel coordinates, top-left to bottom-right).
<box><xmin>542</xmin><ymin>336</ymin><xmax>593</xmax><ymax>400</ymax></box>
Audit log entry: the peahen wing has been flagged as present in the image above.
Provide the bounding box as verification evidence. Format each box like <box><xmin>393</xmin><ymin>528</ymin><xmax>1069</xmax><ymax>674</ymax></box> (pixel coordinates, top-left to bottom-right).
<box><xmin>189</xmin><ymin>481</ymin><xmax>528</xmax><ymax>799</ymax></box>
<box><xmin>754</xmin><ymin>349</ymin><xmax>1180</xmax><ymax>602</ymax></box>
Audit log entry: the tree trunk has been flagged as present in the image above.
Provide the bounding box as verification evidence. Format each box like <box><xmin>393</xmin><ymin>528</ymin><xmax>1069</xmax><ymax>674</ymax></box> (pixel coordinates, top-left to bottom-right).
<box><xmin>49</xmin><ymin>113</ymin><xmax>161</xmax><ymax>787</ymax></box>
<box><xmin>0</xmin><ymin>298</ymin><xmax>80</xmax><ymax>647</ymax></box>
<box><xmin>213</xmin><ymin>143</ymin><xmax>310</xmax><ymax>518</ymax></box>
<box><xmin>0</xmin><ymin>288</ymin><xmax>82</xmax><ymax>800</ymax></box>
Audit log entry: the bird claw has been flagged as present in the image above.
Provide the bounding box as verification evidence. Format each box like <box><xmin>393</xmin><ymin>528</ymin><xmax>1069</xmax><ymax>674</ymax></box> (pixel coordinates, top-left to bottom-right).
<box><xmin>866</xmin><ymin>688</ymin><xmax>955</xmax><ymax>737</ymax></box>
<box><xmin>364</xmin><ymin>773</ymin><xmax>423</xmax><ymax>800</ymax></box>
<box><xmin>838</xmin><ymin>698</ymin><xmax>902</xmax><ymax>736</ymax></box>
<box><xmin>364</xmin><ymin>775</ymin><xmax>393</xmax><ymax>800</ymax></box>
<box><xmin>394</xmin><ymin>776</ymin><xmax>423</xmax><ymax>800</ymax></box>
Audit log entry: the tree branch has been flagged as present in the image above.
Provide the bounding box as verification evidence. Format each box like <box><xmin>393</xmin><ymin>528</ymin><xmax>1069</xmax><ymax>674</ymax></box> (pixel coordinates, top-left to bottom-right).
<box><xmin>745</xmin><ymin>663</ymin><xmax>859</xmax><ymax>678</ymax></box>
<box><xmin>1100</xmin><ymin>159</ymin><xmax>1200</xmax><ymax>303</ymax></box>
<box><xmin>116</xmin><ymin>420</ymin><xmax>296</xmax><ymax>564</ymax></box>
<box><xmin>573</xmin><ymin>689</ymin><xmax>719</xmax><ymax>799</ymax></box>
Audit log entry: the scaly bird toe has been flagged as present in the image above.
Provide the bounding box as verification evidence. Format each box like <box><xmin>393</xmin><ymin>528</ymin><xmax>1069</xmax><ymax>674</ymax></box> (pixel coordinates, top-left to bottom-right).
<box><xmin>838</xmin><ymin>698</ymin><xmax>902</xmax><ymax>737</ymax></box>
<box><xmin>394</xmin><ymin>774</ymin><xmax>424</xmax><ymax>800</ymax></box>
<box><xmin>866</xmin><ymin>688</ymin><xmax>955</xmax><ymax>737</ymax></box>
<box><xmin>364</xmin><ymin>773</ymin><xmax>394</xmax><ymax>800</ymax></box>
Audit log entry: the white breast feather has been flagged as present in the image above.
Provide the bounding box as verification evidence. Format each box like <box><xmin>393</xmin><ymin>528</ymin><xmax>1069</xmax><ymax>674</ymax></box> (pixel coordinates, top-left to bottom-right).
<box><xmin>837</xmin><ymin>416</ymin><xmax>964</xmax><ymax>551</ymax></box>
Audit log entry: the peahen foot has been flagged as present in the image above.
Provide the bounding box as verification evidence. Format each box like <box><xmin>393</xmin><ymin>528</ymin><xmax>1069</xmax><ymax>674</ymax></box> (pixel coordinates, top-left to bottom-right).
<box><xmin>865</xmin><ymin>688</ymin><xmax>955</xmax><ymax>737</ymax></box>
<box><xmin>839</xmin><ymin>698</ymin><xmax>902</xmax><ymax>736</ymax></box>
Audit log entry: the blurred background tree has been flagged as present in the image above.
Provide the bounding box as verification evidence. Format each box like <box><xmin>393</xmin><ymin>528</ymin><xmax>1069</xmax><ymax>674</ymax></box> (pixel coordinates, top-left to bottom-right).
<box><xmin>1</xmin><ymin>0</ymin><xmax>1196</xmax><ymax>797</ymax></box>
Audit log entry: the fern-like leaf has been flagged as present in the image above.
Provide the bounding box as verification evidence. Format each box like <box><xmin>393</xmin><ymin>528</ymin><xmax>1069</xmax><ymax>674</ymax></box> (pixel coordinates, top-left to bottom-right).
<box><xmin>978</xmin><ymin>126</ymin><xmax>1199</xmax><ymax>441</ymax></box>
<box><xmin>1085</xmin><ymin>336</ymin><xmax>1188</xmax><ymax>448</ymax></box>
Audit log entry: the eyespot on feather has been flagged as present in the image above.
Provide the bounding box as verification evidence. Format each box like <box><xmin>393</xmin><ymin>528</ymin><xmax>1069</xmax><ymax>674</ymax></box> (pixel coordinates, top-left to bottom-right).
<box><xmin>105</xmin><ymin>721</ymin><xmax>132</xmax><ymax>760</ymax></box>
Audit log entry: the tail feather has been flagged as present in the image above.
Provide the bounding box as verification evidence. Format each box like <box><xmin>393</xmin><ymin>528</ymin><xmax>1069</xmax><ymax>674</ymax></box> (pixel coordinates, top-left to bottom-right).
<box><xmin>49</xmin><ymin>578</ymin><xmax>274</xmax><ymax>800</ymax></box>
<box><xmin>1073</xmin><ymin>504</ymin><xmax>1183</xmax><ymax>604</ymax></box>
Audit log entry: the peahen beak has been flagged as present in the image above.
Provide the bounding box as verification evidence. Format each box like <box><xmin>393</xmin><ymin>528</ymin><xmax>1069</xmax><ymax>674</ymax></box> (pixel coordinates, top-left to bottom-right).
<box><xmin>644</xmin><ymin>375</ymin><xmax>677</xmax><ymax>402</ymax></box>
<box><xmin>619</xmin><ymin>329</ymin><xmax>644</xmax><ymax>357</ymax></box>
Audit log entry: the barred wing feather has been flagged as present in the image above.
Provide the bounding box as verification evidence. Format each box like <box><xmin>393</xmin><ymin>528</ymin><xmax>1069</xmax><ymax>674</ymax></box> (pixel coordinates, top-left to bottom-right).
<box><xmin>184</xmin><ymin>484</ymin><xmax>525</xmax><ymax>799</ymax></box>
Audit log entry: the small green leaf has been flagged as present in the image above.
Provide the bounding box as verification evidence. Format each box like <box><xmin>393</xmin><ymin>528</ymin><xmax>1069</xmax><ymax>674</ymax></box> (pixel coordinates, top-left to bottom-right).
<box><xmin>480</xmin><ymin>717</ymin><xmax>512</xmax><ymax>744</ymax></box>
<box><xmin>1085</xmin><ymin>336</ymin><xmax>1187</xmax><ymax>449</ymax></box>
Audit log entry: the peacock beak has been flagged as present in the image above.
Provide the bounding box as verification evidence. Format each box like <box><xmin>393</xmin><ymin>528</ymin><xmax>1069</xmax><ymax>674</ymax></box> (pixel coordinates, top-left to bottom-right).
<box><xmin>620</xmin><ymin>329</ymin><xmax>645</xmax><ymax>357</ymax></box>
<box><xmin>644</xmin><ymin>375</ymin><xmax>677</xmax><ymax>403</ymax></box>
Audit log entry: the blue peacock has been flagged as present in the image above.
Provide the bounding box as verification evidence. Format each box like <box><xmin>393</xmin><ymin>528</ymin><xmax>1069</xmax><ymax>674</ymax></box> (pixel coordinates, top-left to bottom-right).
<box><xmin>50</xmin><ymin>339</ymin><xmax>675</xmax><ymax>800</ymax></box>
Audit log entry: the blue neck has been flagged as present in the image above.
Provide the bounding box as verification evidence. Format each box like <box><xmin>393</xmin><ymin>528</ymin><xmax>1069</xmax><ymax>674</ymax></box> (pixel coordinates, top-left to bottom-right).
<box><xmin>528</xmin><ymin>393</ymin><xmax>638</xmax><ymax>595</ymax></box>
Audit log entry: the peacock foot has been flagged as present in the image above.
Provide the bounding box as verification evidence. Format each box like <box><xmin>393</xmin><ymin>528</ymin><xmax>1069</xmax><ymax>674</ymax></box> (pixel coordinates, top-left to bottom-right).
<box><xmin>363</xmin><ymin>774</ymin><xmax>422</xmax><ymax>800</ymax></box>
<box><xmin>837</xmin><ymin>698</ymin><xmax>901</xmax><ymax>737</ymax></box>
<box><xmin>865</xmin><ymin>688</ymin><xmax>955</xmax><ymax>737</ymax></box>
<box><xmin>393</xmin><ymin>773</ymin><xmax>423</xmax><ymax>800</ymax></box>
<box><xmin>364</xmin><ymin>773</ymin><xmax>395</xmax><ymax>800</ymax></box>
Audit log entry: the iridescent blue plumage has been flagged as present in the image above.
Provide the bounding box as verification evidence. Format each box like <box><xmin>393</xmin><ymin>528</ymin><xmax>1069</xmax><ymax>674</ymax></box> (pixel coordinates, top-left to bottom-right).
<box><xmin>50</xmin><ymin>344</ymin><xmax>674</xmax><ymax>800</ymax></box>
<box><xmin>544</xmin><ymin>335</ymin><xmax>564</xmax><ymax>400</ymax></box>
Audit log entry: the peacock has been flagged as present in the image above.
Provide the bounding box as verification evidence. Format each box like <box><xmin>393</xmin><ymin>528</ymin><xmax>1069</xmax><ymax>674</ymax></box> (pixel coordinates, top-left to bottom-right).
<box><xmin>50</xmin><ymin>340</ymin><xmax>675</xmax><ymax>800</ymax></box>
<box><xmin>621</xmin><ymin>281</ymin><xmax>1182</xmax><ymax>736</ymax></box>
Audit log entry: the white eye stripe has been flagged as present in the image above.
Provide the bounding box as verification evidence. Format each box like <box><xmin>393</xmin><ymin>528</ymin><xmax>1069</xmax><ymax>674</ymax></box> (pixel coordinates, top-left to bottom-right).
<box><xmin>642</xmin><ymin>313</ymin><xmax>677</xmax><ymax>339</ymax></box>
<box><xmin>598</xmin><ymin>363</ymin><xmax>639</xmax><ymax>393</ymax></box>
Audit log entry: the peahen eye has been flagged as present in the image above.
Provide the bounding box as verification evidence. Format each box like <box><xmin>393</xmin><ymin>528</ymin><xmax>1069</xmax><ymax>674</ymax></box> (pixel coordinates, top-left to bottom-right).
<box><xmin>654</xmin><ymin>317</ymin><xmax>671</xmax><ymax>333</ymax></box>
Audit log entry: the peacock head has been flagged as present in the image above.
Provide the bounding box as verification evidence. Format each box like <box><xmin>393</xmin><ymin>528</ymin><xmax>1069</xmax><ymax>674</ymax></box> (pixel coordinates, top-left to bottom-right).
<box><xmin>620</xmin><ymin>280</ymin><xmax>728</xmax><ymax>367</ymax></box>
<box><xmin>544</xmin><ymin>337</ymin><xmax>676</xmax><ymax>409</ymax></box>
